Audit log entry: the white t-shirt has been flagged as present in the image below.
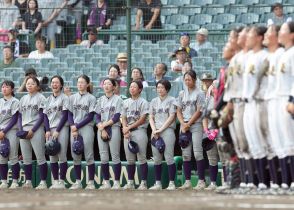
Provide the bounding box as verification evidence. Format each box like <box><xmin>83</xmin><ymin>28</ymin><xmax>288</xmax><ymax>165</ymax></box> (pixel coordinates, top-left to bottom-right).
<box><xmin>28</xmin><ymin>50</ymin><xmax>54</xmax><ymax>60</ymax></box>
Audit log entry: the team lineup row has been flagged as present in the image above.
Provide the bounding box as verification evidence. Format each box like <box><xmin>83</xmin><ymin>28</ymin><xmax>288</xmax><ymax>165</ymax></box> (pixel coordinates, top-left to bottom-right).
<box><xmin>0</xmin><ymin>71</ymin><xmax>215</xmax><ymax>191</ymax></box>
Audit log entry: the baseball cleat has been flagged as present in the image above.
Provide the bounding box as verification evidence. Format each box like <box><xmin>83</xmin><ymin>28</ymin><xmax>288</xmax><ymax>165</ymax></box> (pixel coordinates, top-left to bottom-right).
<box><xmin>123</xmin><ymin>181</ymin><xmax>135</xmax><ymax>190</ymax></box>
<box><xmin>0</xmin><ymin>182</ymin><xmax>8</xmax><ymax>189</ymax></box>
<box><xmin>137</xmin><ymin>182</ymin><xmax>147</xmax><ymax>190</ymax></box>
<box><xmin>205</xmin><ymin>183</ymin><xmax>217</xmax><ymax>191</ymax></box>
<box><xmin>179</xmin><ymin>181</ymin><xmax>192</xmax><ymax>190</ymax></box>
<box><xmin>193</xmin><ymin>180</ymin><xmax>206</xmax><ymax>191</ymax></box>
<box><xmin>35</xmin><ymin>182</ymin><xmax>47</xmax><ymax>190</ymax></box>
<box><xmin>85</xmin><ymin>182</ymin><xmax>95</xmax><ymax>190</ymax></box>
<box><xmin>22</xmin><ymin>181</ymin><xmax>33</xmax><ymax>189</ymax></box>
<box><xmin>149</xmin><ymin>183</ymin><xmax>162</xmax><ymax>190</ymax></box>
<box><xmin>69</xmin><ymin>182</ymin><xmax>82</xmax><ymax>190</ymax></box>
<box><xmin>99</xmin><ymin>181</ymin><xmax>111</xmax><ymax>190</ymax></box>
<box><xmin>166</xmin><ymin>182</ymin><xmax>176</xmax><ymax>190</ymax></box>
<box><xmin>9</xmin><ymin>182</ymin><xmax>19</xmax><ymax>189</ymax></box>
<box><xmin>111</xmin><ymin>181</ymin><xmax>121</xmax><ymax>190</ymax></box>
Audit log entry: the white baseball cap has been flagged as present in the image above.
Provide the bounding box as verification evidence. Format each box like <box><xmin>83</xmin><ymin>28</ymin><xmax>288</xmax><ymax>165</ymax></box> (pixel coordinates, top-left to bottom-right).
<box><xmin>197</xmin><ymin>28</ymin><xmax>209</xmax><ymax>36</ymax></box>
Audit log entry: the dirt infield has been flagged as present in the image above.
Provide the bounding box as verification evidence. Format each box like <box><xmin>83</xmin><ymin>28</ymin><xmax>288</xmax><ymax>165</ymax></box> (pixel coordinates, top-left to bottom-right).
<box><xmin>0</xmin><ymin>189</ymin><xmax>294</xmax><ymax>210</ymax></box>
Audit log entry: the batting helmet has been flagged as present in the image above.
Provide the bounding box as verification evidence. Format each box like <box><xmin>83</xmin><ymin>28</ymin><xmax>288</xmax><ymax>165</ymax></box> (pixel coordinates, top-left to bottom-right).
<box><xmin>151</xmin><ymin>136</ymin><xmax>165</xmax><ymax>153</ymax></box>
<box><xmin>101</xmin><ymin>126</ymin><xmax>112</xmax><ymax>142</ymax></box>
<box><xmin>72</xmin><ymin>135</ymin><xmax>84</xmax><ymax>155</ymax></box>
<box><xmin>128</xmin><ymin>139</ymin><xmax>139</xmax><ymax>154</ymax></box>
<box><xmin>16</xmin><ymin>130</ymin><xmax>28</xmax><ymax>139</ymax></box>
<box><xmin>45</xmin><ymin>138</ymin><xmax>61</xmax><ymax>156</ymax></box>
<box><xmin>0</xmin><ymin>138</ymin><xmax>10</xmax><ymax>158</ymax></box>
<box><xmin>179</xmin><ymin>131</ymin><xmax>192</xmax><ymax>149</ymax></box>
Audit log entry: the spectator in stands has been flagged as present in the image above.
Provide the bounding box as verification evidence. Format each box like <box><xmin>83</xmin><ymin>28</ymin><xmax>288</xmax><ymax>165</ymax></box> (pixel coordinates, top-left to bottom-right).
<box><xmin>100</xmin><ymin>64</ymin><xmax>127</xmax><ymax>87</ymax></box>
<box><xmin>175</xmin><ymin>60</ymin><xmax>192</xmax><ymax>82</ymax></box>
<box><xmin>148</xmin><ymin>63</ymin><xmax>168</xmax><ymax>85</ymax></box>
<box><xmin>7</xmin><ymin>28</ymin><xmax>30</xmax><ymax>58</ymax></box>
<box><xmin>22</xmin><ymin>0</ymin><xmax>42</xmax><ymax>35</ymax></box>
<box><xmin>116</xmin><ymin>52</ymin><xmax>128</xmax><ymax>81</ymax></box>
<box><xmin>171</xmin><ymin>47</ymin><xmax>188</xmax><ymax>73</ymax></box>
<box><xmin>28</xmin><ymin>35</ymin><xmax>54</xmax><ymax>59</ymax></box>
<box><xmin>192</xmin><ymin>28</ymin><xmax>213</xmax><ymax>52</ymax></box>
<box><xmin>80</xmin><ymin>27</ymin><xmax>104</xmax><ymax>48</ymax></box>
<box><xmin>67</xmin><ymin>0</ymin><xmax>83</xmax><ymax>43</ymax></box>
<box><xmin>39</xmin><ymin>0</ymin><xmax>68</xmax><ymax>48</ymax></box>
<box><xmin>0</xmin><ymin>0</ymin><xmax>20</xmax><ymax>30</ymax></box>
<box><xmin>135</xmin><ymin>0</ymin><xmax>163</xmax><ymax>43</ymax></box>
<box><xmin>18</xmin><ymin>68</ymin><xmax>50</xmax><ymax>92</ymax></box>
<box><xmin>200</xmin><ymin>73</ymin><xmax>215</xmax><ymax>92</ymax></box>
<box><xmin>13</xmin><ymin>0</ymin><xmax>27</xmax><ymax>16</ymax></box>
<box><xmin>267</xmin><ymin>3</ymin><xmax>292</xmax><ymax>26</ymax></box>
<box><xmin>0</xmin><ymin>46</ymin><xmax>17</xmax><ymax>71</ymax></box>
<box><xmin>178</xmin><ymin>32</ymin><xmax>197</xmax><ymax>58</ymax></box>
<box><xmin>131</xmin><ymin>67</ymin><xmax>149</xmax><ymax>88</ymax></box>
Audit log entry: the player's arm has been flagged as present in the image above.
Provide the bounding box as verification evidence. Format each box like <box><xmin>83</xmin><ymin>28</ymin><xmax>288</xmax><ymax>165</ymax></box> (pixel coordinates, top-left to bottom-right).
<box><xmin>135</xmin><ymin>9</ymin><xmax>143</xmax><ymax>30</ymax></box>
<box><xmin>127</xmin><ymin>114</ymin><xmax>147</xmax><ymax>131</ymax></box>
<box><xmin>157</xmin><ymin>113</ymin><xmax>176</xmax><ymax>133</ymax></box>
<box><xmin>145</xmin><ymin>7</ymin><xmax>160</xmax><ymax>29</ymax></box>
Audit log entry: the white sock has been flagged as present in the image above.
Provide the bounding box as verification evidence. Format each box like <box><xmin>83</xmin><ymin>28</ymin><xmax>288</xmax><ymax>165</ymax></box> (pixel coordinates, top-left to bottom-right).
<box><xmin>26</xmin><ymin>180</ymin><xmax>32</xmax><ymax>184</ymax></box>
<box><xmin>1</xmin><ymin>180</ymin><xmax>7</xmax><ymax>184</ymax></box>
<box><xmin>169</xmin><ymin>181</ymin><xmax>174</xmax><ymax>185</ymax></box>
<box><xmin>76</xmin><ymin>180</ymin><xmax>81</xmax><ymax>184</ymax></box>
<box><xmin>156</xmin><ymin>181</ymin><xmax>161</xmax><ymax>185</ymax></box>
<box><xmin>40</xmin><ymin>180</ymin><xmax>46</xmax><ymax>184</ymax></box>
<box><xmin>12</xmin><ymin>179</ymin><xmax>18</xmax><ymax>183</ymax></box>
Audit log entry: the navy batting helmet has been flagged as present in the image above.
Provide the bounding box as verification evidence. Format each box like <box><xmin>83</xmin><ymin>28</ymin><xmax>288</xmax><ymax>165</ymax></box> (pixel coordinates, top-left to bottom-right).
<box><xmin>45</xmin><ymin>138</ymin><xmax>61</xmax><ymax>156</ymax></box>
<box><xmin>128</xmin><ymin>139</ymin><xmax>139</xmax><ymax>154</ymax></box>
<box><xmin>179</xmin><ymin>131</ymin><xmax>192</xmax><ymax>149</ymax></box>
<box><xmin>72</xmin><ymin>135</ymin><xmax>84</xmax><ymax>155</ymax></box>
<box><xmin>101</xmin><ymin>126</ymin><xmax>112</xmax><ymax>142</ymax></box>
<box><xmin>16</xmin><ymin>130</ymin><xmax>28</xmax><ymax>139</ymax></box>
<box><xmin>151</xmin><ymin>136</ymin><xmax>165</xmax><ymax>153</ymax></box>
<box><xmin>0</xmin><ymin>138</ymin><xmax>10</xmax><ymax>158</ymax></box>
<box><xmin>202</xmin><ymin>137</ymin><xmax>216</xmax><ymax>151</ymax></box>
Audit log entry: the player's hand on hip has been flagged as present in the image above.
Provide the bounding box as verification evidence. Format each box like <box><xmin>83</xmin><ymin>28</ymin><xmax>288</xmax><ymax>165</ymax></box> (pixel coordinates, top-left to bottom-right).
<box><xmin>45</xmin><ymin>131</ymin><xmax>51</xmax><ymax>140</ymax></box>
<box><xmin>26</xmin><ymin>130</ymin><xmax>34</xmax><ymax>139</ymax></box>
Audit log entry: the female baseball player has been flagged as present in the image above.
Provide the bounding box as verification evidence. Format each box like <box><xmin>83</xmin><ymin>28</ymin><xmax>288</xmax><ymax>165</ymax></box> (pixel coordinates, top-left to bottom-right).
<box><xmin>275</xmin><ymin>21</ymin><xmax>294</xmax><ymax>192</ymax></box>
<box><xmin>149</xmin><ymin>79</ymin><xmax>177</xmax><ymax>190</ymax></box>
<box><xmin>0</xmin><ymin>80</ymin><xmax>20</xmax><ymax>189</ymax></box>
<box><xmin>122</xmin><ymin>81</ymin><xmax>149</xmax><ymax>190</ymax></box>
<box><xmin>176</xmin><ymin>70</ymin><xmax>206</xmax><ymax>190</ymax></box>
<box><xmin>263</xmin><ymin>25</ymin><xmax>285</xmax><ymax>192</ymax></box>
<box><xmin>95</xmin><ymin>78</ymin><xmax>123</xmax><ymax>190</ymax></box>
<box><xmin>68</xmin><ymin>75</ymin><xmax>96</xmax><ymax>190</ymax></box>
<box><xmin>18</xmin><ymin>76</ymin><xmax>47</xmax><ymax>189</ymax></box>
<box><xmin>243</xmin><ymin>26</ymin><xmax>270</xmax><ymax>191</ymax></box>
<box><xmin>201</xmin><ymin>74</ymin><xmax>219</xmax><ymax>191</ymax></box>
<box><xmin>43</xmin><ymin>76</ymin><xmax>69</xmax><ymax>189</ymax></box>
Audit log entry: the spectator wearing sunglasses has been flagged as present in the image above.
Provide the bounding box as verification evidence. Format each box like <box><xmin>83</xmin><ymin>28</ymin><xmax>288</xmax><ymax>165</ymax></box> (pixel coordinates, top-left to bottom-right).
<box><xmin>80</xmin><ymin>27</ymin><xmax>104</xmax><ymax>48</ymax></box>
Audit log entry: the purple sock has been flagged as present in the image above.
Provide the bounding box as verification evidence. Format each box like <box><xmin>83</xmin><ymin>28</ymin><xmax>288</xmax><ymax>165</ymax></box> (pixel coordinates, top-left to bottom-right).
<box><xmin>154</xmin><ymin>164</ymin><xmax>162</xmax><ymax>181</ymax></box>
<box><xmin>74</xmin><ymin>164</ymin><xmax>81</xmax><ymax>180</ymax></box>
<box><xmin>258</xmin><ymin>157</ymin><xmax>268</xmax><ymax>185</ymax></box>
<box><xmin>127</xmin><ymin>164</ymin><xmax>136</xmax><ymax>180</ymax></box>
<box><xmin>183</xmin><ymin>161</ymin><xmax>191</xmax><ymax>180</ymax></box>
<box><xmin>279</xmin><ymin>158</ymin><xmax>289</xmax><ymax>185</ymax></box>
<box><xmin>59</xmin><ymin>162</ymin><xmax>68</xmax><ymax>180</ymax></box>
<box><xmin>222</xmin><ymin>166</ymin><xmax>227</xmax><ymax>182</ymax></box>
<box><xmin>168</xmin><ymin>163</ymin><xmax>176</xmax><ymax>182</ymax></box>
<box><xmin>0</xmin><ymin>164</ymin><xmax>8</xmax><ymax>180</ymax></box>
<box><xmin>88</xmin><ymin>164</ymin><xmax>95</xmax><ymax>181</ymax></box>
<box><xmin>140</xmin><ymin>163</ymin><xmax>148</xmax><ymax>181</ymax></box>
<box><xmin>39</xmin><ymin>163</ymin><xmax>48</xmax><ymax>181</ymax></box>
<box><xmin>24</xmin><ymin>164</ymin><xmax>32</xmax><ymax>181</ymax></box>
<box><xmin>50</xmin><ymin>162</ymin><xmax>59</xmax><ymax>180</ymax></box>
<box><xmin>269</xmin><ymin>159</ymin><xmax>278</xmax><ymax>184</ymax></box>
<box><xmin>289</xmin><ymin>156</ymin><xmax>294</xmax><ymax>183</ymax></box>
<box><xmin>209</xmin><ymin>165</ymin><xmax>218</xmax><ymax>182</ymax></box>
<box><xmin>113</xmin><ymin>163</ymin><xmax>121</xmax><ymax>181</ymax></box>
<box><xmin>101</xmin><ymin>163</ymin><xmax>109</xmax><ymax>180</ymax></box>
<box><xmin>197</xmin><ymin>159</ymin><xmax>206</xmax><ymax>180</ymax></box>
<box><xmin>11</xmin><ymin>163</ymin><xmax>20</xmax><ymax>180</ymax></box>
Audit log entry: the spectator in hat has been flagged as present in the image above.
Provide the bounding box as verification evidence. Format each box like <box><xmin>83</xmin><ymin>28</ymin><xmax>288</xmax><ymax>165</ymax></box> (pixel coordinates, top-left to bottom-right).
<box><xmin>191</xmin><ymin>28</ymin><xmax>213</xmax><ymax>52</ymax></box>
<box><xmin>0</xmin><ymin>0</ymin><xmax>20</xmax><ymax>30</ymax></box>
<box><xmin>28</xmin><ymin>35</ymin><xmax>54</xmax><ymax>60</ymax></box>
<box><xmin>116</xmin><ymin>52</ymin><xmax>128</xmax><ymax>81</ymax></box>
<box><xmin>200</xmin><ymin>73</ymin><xmax>215</xmax><ymax>94</ymax></box>
<box><xmin>7</xmin><ymin>28</ymin><xmax>30</xmax><ymax>58</ymax></box>
<box><xmin>178</xmin><ymin>32</ymin><xmax>197</xmax><ymax>58</ymax></box>
<box><xmin>267</xmin><ymin>3</ymin><xmax>292</xmax><ymax>26</ymax></box>
<box><xmin>80</xmin><ymin>27</ymin><xmax>104</xmax><ymax>48</ymax></box>
<box><xmin>0</xmin><ymin>46</ymin><xmax>17</xmax><ymax>71</ymax></box>
<box><xmin>171</xmin><ymin>47</ymin><xmax>189</xmax><ymax>73</ymax></box>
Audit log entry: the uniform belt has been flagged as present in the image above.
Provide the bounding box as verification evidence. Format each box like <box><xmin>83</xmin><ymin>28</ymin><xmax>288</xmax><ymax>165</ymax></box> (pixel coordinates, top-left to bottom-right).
<box><xmin>130</xmin><ymin>127</ymin><xmax>138</xmax><ymax>132</ymax></box>
<box><xmin>232</xmin><ymin>98</ymin><xmax>244</xmax><ymax>103</ymax></box>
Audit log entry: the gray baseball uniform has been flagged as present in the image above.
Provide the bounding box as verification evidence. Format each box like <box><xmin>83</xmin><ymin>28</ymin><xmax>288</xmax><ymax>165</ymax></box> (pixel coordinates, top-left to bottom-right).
<box><xmin>0</xmin><ymin>97</ymin><xmax>19</xmax><ymax>165</ymax></box>
<box><xmin>122</xmin><ymin>97</ymin><xmax>149</xmax><ymax>165</ymax></box>
<box><xmin>44</xmin><ymin>93</ymin><xmax>70</xmax><ymax>163</ymax></box>
<box><xmin>149</xmin><ymin>96</ymin><xmax>177</xmax><ymax>165</ymax></box>
<box><xmin>19</xmin><ymin>92</ymin><xmax>46</xmax><ymax>165</ymax></box>
<box><xmin>176</xmin><ymin>88</ymin><xmax>205</xmax><ymax>161</ymax></box>
<box><xmin>95</xmin><ymin>94</ymin><xmax>123</xmax><ymax>164</ymax></box>
<box><xmin>67</xmin><ymin>92</ymin><xmax>96</xmax><ymax>165</ymax></box>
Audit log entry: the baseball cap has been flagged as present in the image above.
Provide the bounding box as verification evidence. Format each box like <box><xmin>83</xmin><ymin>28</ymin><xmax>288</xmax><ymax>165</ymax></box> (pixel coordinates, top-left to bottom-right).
<box><xmin>87</xmin><ymin>27</ymin><xmax>98</xmax><ymax>35</ymax></box>
<box><xmin>117</xmin><ymin>52</ymin><xmax>128</xmax><ymax>62</ymax></box>
<box><xmin>174</xmin><ymin>47</ymin><xmax>187</xmax><ymax>54</ymax></box>
<box><xmin>25</xmin><ymin>68</ymin><xmax>37</xmax><ymax>76</ymax></box>
<box><xmin>201</xmin><ymin>73</ymin><xmax>214</xmax><ymax>81</ymax></box>
<box><xmin>180</xmin><ymin>32</ymin><xmax>190</xmax><ymax>37</ymax></box>
<box><xmin>197</xmin><ymin>28</ymin><xmax>209</xmax><ymax>36</ymax></box>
